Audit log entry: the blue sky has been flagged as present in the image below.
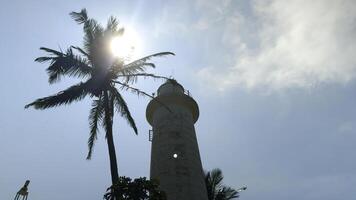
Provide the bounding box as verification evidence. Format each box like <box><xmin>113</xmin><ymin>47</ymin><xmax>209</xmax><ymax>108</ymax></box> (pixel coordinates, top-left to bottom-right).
<box><xmin>1</xmin><ymin>0</ymin><xmax>356</xmax><ymax>200</ymax></box>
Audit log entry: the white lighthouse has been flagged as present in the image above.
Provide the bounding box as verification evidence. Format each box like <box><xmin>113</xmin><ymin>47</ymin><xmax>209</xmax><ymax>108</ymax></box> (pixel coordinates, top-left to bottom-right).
<box><xmin>146</xmin><ymin>80</ymin><xmax>208</xmax><ymax>200</ymax></box>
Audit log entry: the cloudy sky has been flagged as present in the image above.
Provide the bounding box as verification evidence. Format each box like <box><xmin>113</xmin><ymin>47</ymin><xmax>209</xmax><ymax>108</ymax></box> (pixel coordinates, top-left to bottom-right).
<box><xmin>1</xmin><ymin>0</ymin><xmax>356</xmax><ymax>199</ymax></box>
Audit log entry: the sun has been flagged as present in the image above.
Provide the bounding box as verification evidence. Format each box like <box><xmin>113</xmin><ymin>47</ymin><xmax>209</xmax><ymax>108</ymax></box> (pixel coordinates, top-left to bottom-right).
<box><xmin>110</xmin><ymin>26</ymin><xmax>142</xmax><ymax>60</ymax></box>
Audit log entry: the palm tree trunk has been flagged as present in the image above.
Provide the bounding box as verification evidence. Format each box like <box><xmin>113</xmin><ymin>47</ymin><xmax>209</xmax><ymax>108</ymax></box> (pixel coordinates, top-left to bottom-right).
<box><xmin>103</xmin><ymin>91</ymin><xmax>119</xmax><ymax>186</ymax></box>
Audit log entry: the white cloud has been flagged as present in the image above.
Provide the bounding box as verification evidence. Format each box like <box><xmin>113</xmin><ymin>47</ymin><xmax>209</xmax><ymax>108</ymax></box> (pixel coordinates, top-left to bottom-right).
<box><xmin>338</xmin><ymin>121</ymin><xmax>353</xmax><ymax>133</ymax></box>
<box><xmin>153</xmin><ymin>0</ymin><xmax>233</xmax><ymax>36</ymax></box>
<box><xmin>198</xmin><ymin>0</ymin><xmax>356</xmax><ymax>90</ymax></box>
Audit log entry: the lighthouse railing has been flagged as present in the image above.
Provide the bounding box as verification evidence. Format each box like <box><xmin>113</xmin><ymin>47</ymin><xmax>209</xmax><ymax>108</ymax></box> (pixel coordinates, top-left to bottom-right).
<box><xmin>148</xmin><ymin>129</ymin><xmax>153</xmax><ymax>142</ymax></box>
<box><xmin>184</xmin><ymin>89</ymin><xmax>192</xmax><ymax>97</ymax></box>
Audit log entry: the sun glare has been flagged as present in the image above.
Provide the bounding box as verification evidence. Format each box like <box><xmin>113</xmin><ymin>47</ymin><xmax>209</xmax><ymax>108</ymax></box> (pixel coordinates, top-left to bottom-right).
<box><xmin>110</xmin><ymin>26</ymin><xmax>142</xmax><ymax>60</ymax></box>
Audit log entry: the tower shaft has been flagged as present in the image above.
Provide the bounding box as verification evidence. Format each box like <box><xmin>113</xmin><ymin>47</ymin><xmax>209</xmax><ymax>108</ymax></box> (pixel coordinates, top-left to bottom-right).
<box><xmin>146</xmin><ymin>81</ymin><xmax>208</xmax><ymax>200</ymax></box>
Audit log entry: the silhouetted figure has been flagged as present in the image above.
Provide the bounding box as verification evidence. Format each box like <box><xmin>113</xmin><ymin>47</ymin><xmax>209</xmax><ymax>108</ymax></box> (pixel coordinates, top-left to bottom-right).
<box><xmin>14</xmin><ymin>180</ymin><xmax>30</xmax><ymax>200</ymax></box>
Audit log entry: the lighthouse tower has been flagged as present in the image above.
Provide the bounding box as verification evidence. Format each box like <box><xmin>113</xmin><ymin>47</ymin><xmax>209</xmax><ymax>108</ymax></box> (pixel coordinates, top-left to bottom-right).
<box><xmin>146</xmin><ymin>80</ymin><xmax>208</xmax><ymax>200</ymax></box>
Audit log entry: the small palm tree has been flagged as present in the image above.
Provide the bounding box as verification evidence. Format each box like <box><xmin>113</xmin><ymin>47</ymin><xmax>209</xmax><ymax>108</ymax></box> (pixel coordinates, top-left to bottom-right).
<box><xmin>25</xmin><ymin>8</ymin><xmax>173</xmax><ymax>195</ymax></box>
<box><xmin>205</xmin><ymin>168</ymin><xmax>246</xmax><ymax>200</ymax></box>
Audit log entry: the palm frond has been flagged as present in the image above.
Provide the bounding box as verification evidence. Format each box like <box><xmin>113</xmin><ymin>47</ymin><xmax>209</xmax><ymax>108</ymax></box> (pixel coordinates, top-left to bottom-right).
<box><xmin>35</xmin><ymin>47</ymin><xmax>92</xmax><ymax>83</ymax></box>
<box><xmin>121</xmin><ymin>52</ymin><xmax>175</xmax><ymax>74</ymax></box>
<box><xmin>205</xmin><ymin>171</ymin><xmax>214</xmax><ymax>200</ymax></box>
<box><xmin>117</xmin><ymin>73</ymin><xmax>169</xmax><ymax>84</ymax></box>
<box><xmin>110</xmin><ymin>86</ymin><xmax>137</xmax><ymax>134</ymax></box>
<box><xmin>25</xmin><ymin>82</ymin><xmax>90</xmax><ymax>109</ymax></box>
<box><xmin>105</xmin><ymin>16</ymin><xmax>125</xmax><ymax>39</ymax></box>
<box><xmin>112</xmin><ymin>80</ymin><xmax>155</xmax><ymax>99</ymax></box>
<box><xmin>112</xmin><ymin>80</ymin><xmax>173</xmax><ymax>115</ymax></box>
<box><xmin>111</xmin><ymin>62</ymin><xmax>155</xmax><ymax>78</ymax></box>
<box><xmin>37</xmin><ymin>47</ymin><xmax>63</xmax><ymax>56</ymax></box>
<box><xmin>71</xmin><ymin>45</ymin><xmax>89</xmax><ymax>57</ymax></box>
<box><xmin>106</xmin><ymin>16</ymin><xmax>119</xmax><ymax>32</ymax></box>
<box><xmin>35</xmin><ymin>56</ymin><xmax>56</xmax><ymax>63</ymax></box>
<box><xmin>205</xmin><ymin>168</ymin><xmax>242</xmax><ymax>200</ymax></box>
<box><xmin>70</xmin><ymin>9</ymin><xmax>88</xmax><ymax>24</ymax></box>
<box><xmin>221</xmin><ymin>187</ymin><xmax>239</xmax><ymax>200</ymax></box>
<box><xmin>87</xmin><ymin>95</ymin><xmax>104</xmax><ymax>159</ymax></box>
<box><xmin>127</xmin><ymin>52</ymin><xmax>175</xmax><ymax>65</ymax></box>
<box><xmin>82</xmin><ymin>18</ymin><xmax>104</xmax><ymax>57</ymax></box>
<box><xmin>210</xmin><ymin>168</ymin><xmax>224</xmax><ymax>194</ymax></box>
<box><xmin>70</xmin><ymin>9</ymin><xmax>103</xmax><ymax>57</ymax></box>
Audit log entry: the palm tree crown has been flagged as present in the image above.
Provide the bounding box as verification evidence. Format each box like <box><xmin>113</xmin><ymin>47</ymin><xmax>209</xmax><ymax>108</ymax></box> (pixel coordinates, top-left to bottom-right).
<box><xmin>205</xmin><ymin>168</ymin><xmax>244</xmax><ymax>200</ymax></box>
<box><xmin>25</xmin><ymin>8</ymin><xmax>174</xmax><ymax>190</ymax></box>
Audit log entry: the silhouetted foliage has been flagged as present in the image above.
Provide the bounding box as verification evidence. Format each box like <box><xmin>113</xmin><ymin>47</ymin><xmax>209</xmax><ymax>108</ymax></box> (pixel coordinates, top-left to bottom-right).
<box><xmin>25</xmin><ymin>8</ymin><xmax>174</xmax><ymax>200</ymax></box>
<box><xmin>205</xmin><ymin>168</ymin><xmax>245</xmax><ymax>200</ymax></box>
<box><xmin>103</xmin><ymin>177</ymin><xmax>166</xmax><ymax>200</ymax></box>
<box><xmin>14</xmin><ymin>180</ymin><xmax>30</xmax><ymax>200</ymax></box>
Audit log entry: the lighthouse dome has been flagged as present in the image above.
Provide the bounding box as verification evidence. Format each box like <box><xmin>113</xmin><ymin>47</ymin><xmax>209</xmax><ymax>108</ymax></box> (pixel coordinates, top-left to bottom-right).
<box><xmin>157</xmin><ymin>79</ymin><xmax>184</xmax><ymax>96</ymax></box>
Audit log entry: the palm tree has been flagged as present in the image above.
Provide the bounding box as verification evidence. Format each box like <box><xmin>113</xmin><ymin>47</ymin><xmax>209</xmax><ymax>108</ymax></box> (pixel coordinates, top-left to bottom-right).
<box><xmin>25</xmin><ymin>8</ymin><xmax>174</xmax><ymax>195</ymax></box>
<box><xmin>205</xmin><ymin>168</ymin><xmax>246</xmax><ymax>200</ymax></box>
